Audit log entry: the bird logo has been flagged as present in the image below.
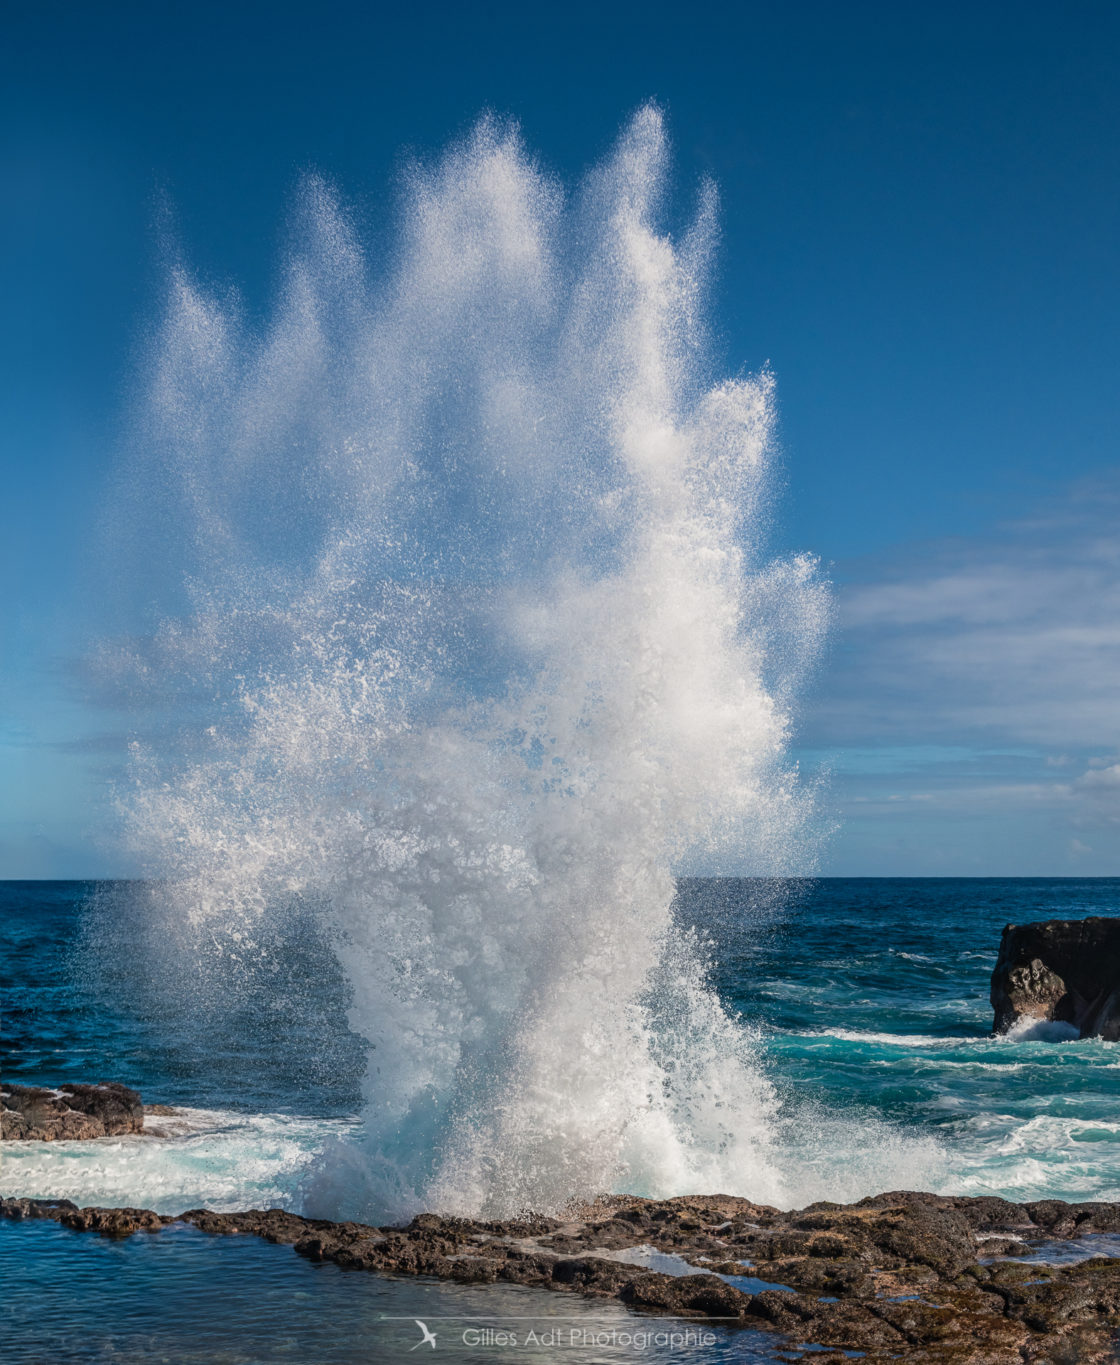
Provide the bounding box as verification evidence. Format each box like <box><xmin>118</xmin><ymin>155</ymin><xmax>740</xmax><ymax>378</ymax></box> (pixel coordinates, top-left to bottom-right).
<box><xmin>411</xmin><ymin>1320</ymin><xmax>438</xmax><ymax>1350</ymax></box>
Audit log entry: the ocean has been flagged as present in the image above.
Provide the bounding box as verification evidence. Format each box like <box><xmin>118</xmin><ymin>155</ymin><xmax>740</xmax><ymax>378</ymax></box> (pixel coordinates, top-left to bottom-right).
<box><xmin>6</xmin><ymin>107</ymin><xmax>1114</xmax><ymax>1363</ymax></box>
<box><xmin>4</xmin><ymin>877</ymin><xmax>1118</xmax><ymax>1361</ymax></box>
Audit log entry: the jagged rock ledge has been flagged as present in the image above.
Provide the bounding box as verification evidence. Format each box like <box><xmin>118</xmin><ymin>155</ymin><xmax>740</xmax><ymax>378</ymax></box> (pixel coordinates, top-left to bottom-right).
<box><xmin>0</xmin><ymin>1083</ymin><xmax>147</xmax><ymax>1140</ymax></box>
<box><xmin>5</xmin><ymin>1192</ymin><xmax>1120</xmax><ymax>1361</ymax></box>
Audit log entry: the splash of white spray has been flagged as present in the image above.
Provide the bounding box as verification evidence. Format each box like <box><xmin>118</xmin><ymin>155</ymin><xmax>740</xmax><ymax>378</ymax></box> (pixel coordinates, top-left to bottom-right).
<box><xmin>112</xmin><ymin>106</ymin><xmax>834</xmax><ymax>1221</ymax></box>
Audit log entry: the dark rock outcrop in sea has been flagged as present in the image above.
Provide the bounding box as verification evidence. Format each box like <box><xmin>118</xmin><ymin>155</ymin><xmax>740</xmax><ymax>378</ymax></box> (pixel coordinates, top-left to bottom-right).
<box><xmin>0</xmin><ymin>1082</ymin><xmax>146</xmax><ymax>1140</ymax></box>
<box><xmin>6</xmin><ymin>1190</ymin><xmax>1120</xmax><ymax>1361</ymax></box>
<box><xmin>991</xmin><ymin>917</ymin><xmax>1120</xmax><ymax>1039</ymax></box>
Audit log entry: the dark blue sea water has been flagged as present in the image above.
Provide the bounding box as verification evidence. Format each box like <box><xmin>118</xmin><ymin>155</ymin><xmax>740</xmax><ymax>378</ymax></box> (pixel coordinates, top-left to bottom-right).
<box><xmin>4</xmin><ymin>877</ymin><xmax>1119</xmax><ymax>1360</ymax></box>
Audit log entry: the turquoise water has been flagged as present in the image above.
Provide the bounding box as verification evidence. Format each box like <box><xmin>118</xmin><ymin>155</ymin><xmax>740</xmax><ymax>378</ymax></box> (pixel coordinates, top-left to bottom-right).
<box><xmin>5</xmin><ymin>879</ymin><xmax>1120</xmax><ymax>1208</ymax></box>
<box><xmin>4</xmin><ymin>878</ymin><xmax>1119</xmax><ymax>1360</ymax></box>
<box><xmin>692</xmin><ymin>877</ymin><xmax>1120</xmax><ymax>1204</ymax></box>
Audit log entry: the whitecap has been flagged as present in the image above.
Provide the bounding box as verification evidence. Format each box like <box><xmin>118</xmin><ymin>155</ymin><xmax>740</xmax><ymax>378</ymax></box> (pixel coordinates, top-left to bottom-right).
<box><xmin>999</xmin><ymin>1018</ymin><xmax>1082</xmax><ymax>1043</ymax></box>
<box><xmin>0</xmin><ymin>1108</ymin><xmax>356</xmax><ymax>1215</ymax></box>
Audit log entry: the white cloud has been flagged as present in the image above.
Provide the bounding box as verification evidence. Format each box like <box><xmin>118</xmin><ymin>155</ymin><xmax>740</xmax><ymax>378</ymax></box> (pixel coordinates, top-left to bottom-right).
<box><xmin>804</xmin><ymin>476</ymin><xmax>1120</xmax><ymax>870</ymax></box>
<box><xmin>1076</xmin><ymin>763</ymin><xmax>1120</xmax><ymax>791</ymax></box>
<box><xmin>810</xmin><ymin>476</ymin><xmax>1120</xmax><ymax>751</ymax></box>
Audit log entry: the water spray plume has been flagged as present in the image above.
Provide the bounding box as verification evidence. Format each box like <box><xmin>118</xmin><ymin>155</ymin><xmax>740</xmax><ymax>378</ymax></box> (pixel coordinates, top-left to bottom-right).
<box><xmin>110</xmin><ymin>106</ymin><xmax>831</xmax><ymax>1221</ymax></box>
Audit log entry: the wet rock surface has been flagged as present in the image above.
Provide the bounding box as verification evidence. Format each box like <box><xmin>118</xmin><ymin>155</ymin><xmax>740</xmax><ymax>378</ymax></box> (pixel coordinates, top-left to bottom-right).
<box><xmin>6</xmin><ymin>1191</ymin><xmax>1120</xmax><ymax>1360</ymax></box>
<box><xmin>0</xmin><ymin>1082</ymin><xmax>145</xmax><ymax>1139</ymax></box>
<box><xmin>991</xmin><ymin>917</ymin><xmax>1120</xmax><ymax>1039</ymax></box>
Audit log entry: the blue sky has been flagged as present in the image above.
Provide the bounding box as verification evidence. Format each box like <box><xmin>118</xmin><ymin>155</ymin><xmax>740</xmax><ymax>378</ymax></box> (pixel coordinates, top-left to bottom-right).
<box><xmin>3</xmin><ymin>0</ymin><xmax>1119</xmax><ymax>877</ymax></box>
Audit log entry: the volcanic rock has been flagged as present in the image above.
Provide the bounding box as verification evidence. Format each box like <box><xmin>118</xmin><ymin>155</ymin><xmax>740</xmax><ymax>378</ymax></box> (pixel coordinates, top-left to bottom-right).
<box><xmin>991</xmin><ymin>917</ymin><xmax>1120</xmax><ymax>1038</ymax></box>
<box><xmin>9</xmin><ymin>1189</ymin><xmax>1120</xmax><ymax>1359</ymax></box>
<box><xmin>1</xmin><ymin>1082</ymin><xmax>145</xmax><ymax>1139</ymax></box>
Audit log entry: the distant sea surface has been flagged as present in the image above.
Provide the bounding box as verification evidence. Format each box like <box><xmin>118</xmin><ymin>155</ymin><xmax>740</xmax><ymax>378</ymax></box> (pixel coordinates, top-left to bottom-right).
<box><xmin>4</xmin><ymin>878</ymin><xmax>1119</xmax><ymax>1362</ymax></box>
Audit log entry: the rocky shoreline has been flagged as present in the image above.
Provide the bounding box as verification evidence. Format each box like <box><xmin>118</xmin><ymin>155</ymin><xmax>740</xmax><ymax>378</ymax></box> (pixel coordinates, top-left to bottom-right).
<box><xmin>0</xmin><ymin>1082</ymin><xmax>147</xmax><ymax>1140</ymax></box>
<box><xmin>9</xmin><ymin>925</ymin><xmax>1120</xmax><ymax>1365</ymax></box>
<box><xmin>5</xmin><ymin>1190</ymin><xmax>1120</xmax><ymax>1361</ymax></box>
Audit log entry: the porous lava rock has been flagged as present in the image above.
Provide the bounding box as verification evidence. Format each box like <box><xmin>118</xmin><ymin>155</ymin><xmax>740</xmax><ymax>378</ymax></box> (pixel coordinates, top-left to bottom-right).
<box><xmin>991</xmin><ymin>917</ymin><xmax>1120</xmax><ymax>1039</ymax></box>
<box><xmin>8</xmin><ymin>1190</ymin><xmax>1120</xmax><ymax>1360</ymax></box>
<box><xmin>1</xmin><ymin>1082</ymin><xmax>145</xmax><ymax>1140</ymax></box>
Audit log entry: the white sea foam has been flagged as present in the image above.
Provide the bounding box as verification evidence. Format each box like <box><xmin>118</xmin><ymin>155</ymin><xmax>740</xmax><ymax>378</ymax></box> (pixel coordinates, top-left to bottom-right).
<box><xmin>795</xmin><ymin>1028</ymin><xmax>955</xmax><ymax>1048</ymax></box>
<box><xmin>928</xmin><ymin>1110</ymin><xmax>1120</xmax><ymax>1203</ymax></box>
<box><xmin>1000</xmin><ymin>1017</ymin><xmax>1082</xmax><ymax>1044</ymax></box>
<box><xmin>0</xmin><ymin>1109</ymin><xmax>352</xmax><ymax>1215</ymax></box>
<box><xmin>97</xmin><ymin>106</ymin><xmax>851</xmax><ymax>1222</ymax></box>
<box><xmin>768</xmin><ymin>1105</ymin><xmax>953</xmax><ymax>1205</ymax></box>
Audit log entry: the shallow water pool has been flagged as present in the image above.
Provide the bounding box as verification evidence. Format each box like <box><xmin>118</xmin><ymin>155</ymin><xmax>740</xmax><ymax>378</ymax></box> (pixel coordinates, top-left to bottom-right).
<box><xmin>2</xmin><ymin>1218</ymin><xmax>782</xmax><ymax>1364</ymax></box>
